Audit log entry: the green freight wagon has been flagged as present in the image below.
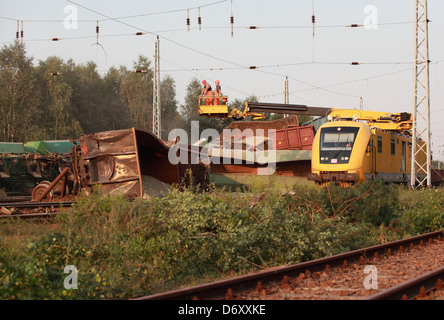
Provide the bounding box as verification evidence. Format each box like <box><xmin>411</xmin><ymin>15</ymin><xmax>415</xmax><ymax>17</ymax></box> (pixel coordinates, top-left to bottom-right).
<box><xmin>0</xmin><ymin>142</ymin><xmax>27</xmax><ymax>154</ymax></box>
<box><xmin>0</xmin><ymin>141</ymin><xmax>74</xmax><ymax>198</ymax></box>
<box><xmin>24</xmin><ymin>140</ymin><xmax>75</xmax><ymax>155</ymax></box>
<box><xmin>0</xmin><ymin>142</ymin><xmax>36</xmax><ymax>197</ymax></box>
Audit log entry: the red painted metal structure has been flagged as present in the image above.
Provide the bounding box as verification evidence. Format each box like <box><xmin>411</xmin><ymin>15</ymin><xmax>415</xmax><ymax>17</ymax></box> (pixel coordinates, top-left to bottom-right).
<box><xmin>272</xmin><ymin>125</ymin><xmax>315</xmax><ymax>151</ymax></box>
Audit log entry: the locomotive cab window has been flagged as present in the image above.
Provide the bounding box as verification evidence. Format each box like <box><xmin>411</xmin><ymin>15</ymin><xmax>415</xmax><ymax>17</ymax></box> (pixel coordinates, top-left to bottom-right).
<box><xmin>319</xmin><ymin>127</ymin><xmax>360</xmax><ymax>164</ymax></box>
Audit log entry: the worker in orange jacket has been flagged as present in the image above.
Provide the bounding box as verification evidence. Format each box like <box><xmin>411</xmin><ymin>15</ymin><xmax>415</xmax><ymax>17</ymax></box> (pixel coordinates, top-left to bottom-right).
<box><xmin>214</xmin><ymin>80</ymin><xmax>222</xmax><ymax>105</ymax></box>
<box><xmin>201</xmin><ymin>80</ymin><xmax>213</xmax><ymax>105</ymax></box>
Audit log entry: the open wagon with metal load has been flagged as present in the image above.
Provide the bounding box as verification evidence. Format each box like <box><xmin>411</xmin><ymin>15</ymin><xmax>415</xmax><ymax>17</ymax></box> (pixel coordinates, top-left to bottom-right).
<box><xmin>203</xmin><ymin>116</ymin><xmax>314</xmax><ymax>189</ymax></box>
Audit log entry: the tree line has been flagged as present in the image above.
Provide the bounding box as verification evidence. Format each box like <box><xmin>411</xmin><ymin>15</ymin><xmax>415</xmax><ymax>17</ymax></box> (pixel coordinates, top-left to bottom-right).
<box><xmin>0</xmin><ymin>42</ymin><xmax>263</xmax><ymax>144</ymax></box>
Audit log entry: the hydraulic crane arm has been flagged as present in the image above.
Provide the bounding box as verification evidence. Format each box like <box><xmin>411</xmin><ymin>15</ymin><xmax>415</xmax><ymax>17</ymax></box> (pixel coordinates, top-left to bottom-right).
<box><xmin>245</xmin><ymin>102</ymin><xmax>331</xmax><ymax>117</ymax></box>
<box><xmin>198</xmin><ymin>98</ymin><xmax>332</xmax><ymax>120</ymax></box>
<box><xmin>328</xmin><ymin>109</ymin><xmax>412</xmax><ymax>132</ymax></box>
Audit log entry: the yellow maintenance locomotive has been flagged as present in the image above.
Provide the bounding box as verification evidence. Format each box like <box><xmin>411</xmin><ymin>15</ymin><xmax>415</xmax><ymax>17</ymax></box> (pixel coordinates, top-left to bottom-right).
<box><xmin>307</xmin><ymin>109</ymin><xmax>427</xmax><ymax>186</ymax></box>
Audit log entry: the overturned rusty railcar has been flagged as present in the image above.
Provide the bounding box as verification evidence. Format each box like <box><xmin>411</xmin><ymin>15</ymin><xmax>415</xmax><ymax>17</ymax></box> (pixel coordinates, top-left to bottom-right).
<box><xmin>76</xmin><ymin>128</ymin><xmax>207</xmax><ymax>198</ymax></box>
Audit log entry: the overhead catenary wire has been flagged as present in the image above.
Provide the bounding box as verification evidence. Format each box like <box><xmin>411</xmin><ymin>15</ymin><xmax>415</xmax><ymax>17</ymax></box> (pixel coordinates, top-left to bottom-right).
<box><xmin>2</xmin><ymin>3</ymin><xmax>442</xmax><ymax>157</ymax></box>
<box><xmin>1</xmin><ymin>1</ymin><xmax>436</xmax><ymax>105</ymax></box>
<box><xmin>3</xmin><ymin>2</ymin><xmax>243</xmax><ymax>92</ymax></box>
<box><xmin>160</xmin><ymin>56</ymin><xmax>251</xmax><ymax>97</ymax></box>
<box><xmin>0</xmin><ymin>0</ymin><xmax>229</xmax><ymax>23</ymax></box>
<box><xmin>65</xmin><ymin>0</ymin><xmax>247</xmax><ymax>71</ymax></box>
<box><xmin>160</xmin><ymin>60</ymin><xmax>416</xmax><ymax>73</ymax></box>
<box><xmin>0</xmin><ymin>16</ymin><xmax>415</xmax><ymax>29</ymax></box>
<box><xmin>91</xmin><ymin>20</ymin><xmax>108</xmax><ymax>67</ymax></box>
<box><xmin>0</xmin><ymin>16</ymin><xmax>430</xmax><ymax>73</ymax></box>
<box><xmin>258</xmin><ymin>60</ymin><xmax>444</xmax><ymax>100</ymax></box>
<box><xmin>23</xmin><ymin>0</ymin><xmax>427</xmax><ymax>102</ymax></box>
<box><xmin>0</xmin><ymin>22</ymin><xmax>419</xmax><ymax>46</ymax></box>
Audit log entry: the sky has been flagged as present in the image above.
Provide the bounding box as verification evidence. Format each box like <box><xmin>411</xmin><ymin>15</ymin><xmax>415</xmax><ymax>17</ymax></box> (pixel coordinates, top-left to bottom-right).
<box><xmin>1</xmin><ymin>0</ymin><xmax>443</xmax><ymax>161</ymax></box>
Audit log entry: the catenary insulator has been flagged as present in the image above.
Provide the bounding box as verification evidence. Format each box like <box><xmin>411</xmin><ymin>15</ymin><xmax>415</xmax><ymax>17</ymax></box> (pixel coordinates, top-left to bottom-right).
<box><xmin>187</xmin><ymin>9</ymin><xmax>190</xmax><ymax>31</ymax></box>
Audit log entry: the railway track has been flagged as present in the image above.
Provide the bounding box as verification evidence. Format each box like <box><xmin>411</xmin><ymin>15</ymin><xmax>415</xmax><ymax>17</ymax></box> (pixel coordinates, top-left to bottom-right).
<box><xmin>0</xmin><ymin>200</ymin><xmax>75</xmax><ymax>219</ymax></box>
<box><xmin>137</xmin><ymin>230</ymin><xmax>444</xmax><ymax>300</ymax></box>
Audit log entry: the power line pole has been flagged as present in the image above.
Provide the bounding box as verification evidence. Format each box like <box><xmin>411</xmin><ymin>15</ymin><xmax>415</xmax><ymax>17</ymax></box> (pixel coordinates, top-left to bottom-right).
<box><xmin>153</xmin><ymin>36</ymin><xmax>161</xmax><ymax>139</ymax></box>
<box><xmin>411</xmin><ymin>0</ymin><xmax>431</xmax><ymax>187</ymax></box>
<box><xmin>284</xmin><ymin>76</ymin><xmax>289</xmax><ymax>105</ymax></box>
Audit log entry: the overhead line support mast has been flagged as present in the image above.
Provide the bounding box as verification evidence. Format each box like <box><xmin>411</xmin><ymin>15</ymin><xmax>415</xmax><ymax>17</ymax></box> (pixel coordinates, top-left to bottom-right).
<box><xmin>412</xmin><ymin>0</ymin><xmax>431</xmax><ymax>187</ymax></box>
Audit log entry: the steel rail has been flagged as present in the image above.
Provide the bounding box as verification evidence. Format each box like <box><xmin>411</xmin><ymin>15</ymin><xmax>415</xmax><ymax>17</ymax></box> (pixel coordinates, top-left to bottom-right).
<box><xmin>0</xmin><ymin>201</ymin><xmax>75</xmax><ymax>219</ymax></box>
<box><xmin>136</xmin><ymin>230</ymin><xmax>443</xmax><ymax>300</ymax></box>
<box><xmin>0</xmin><ymin>201</ymin><xmax>76</xmax><ymax>208</ymax></box>
<box><xmin>0</xmin><ymin>197</ymin><xmax>32</xmax><ymax>203</ymax></box>
<box><xmin>365</xmin><ymin>266</ymin><xmax>444</xmax><ymax>300</ymax></box>
<box><xmin>0</xmin><ymin>211</ymin><xmax>64</xmax><ymax>220</ymax></box>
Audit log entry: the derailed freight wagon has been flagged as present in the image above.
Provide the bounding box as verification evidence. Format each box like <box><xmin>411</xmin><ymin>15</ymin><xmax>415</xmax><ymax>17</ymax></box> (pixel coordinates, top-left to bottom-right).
<box><xmin>72</xmin><ymin>128</ymin><xmax>207</xmax><ymax>199</ymax></box>
<box><xmin>204</xmin><ymin>116</ymin><xmax>314</xmax><ymax>189</ymax></box>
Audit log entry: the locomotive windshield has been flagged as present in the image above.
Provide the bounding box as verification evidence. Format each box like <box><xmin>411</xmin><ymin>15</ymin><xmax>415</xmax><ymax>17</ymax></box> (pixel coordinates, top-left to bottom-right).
<box><xmin>319</xmin><ymin>127</ymin><xmax>360</xmax><ymax>164</ymax></box>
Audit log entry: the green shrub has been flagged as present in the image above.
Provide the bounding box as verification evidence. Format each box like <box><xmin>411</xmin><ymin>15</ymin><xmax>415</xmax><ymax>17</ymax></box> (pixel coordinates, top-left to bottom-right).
<box><xmin>317</xmin><ymin>179</ymin><xmax>399</xmax><ymax>226</ymax></box>
<box><xmin>1</xmin><ymin>182</ymin><xmax>442</xmax><ymax>299</ymax></box>
<box><xmin>399</xmin><ymin>188</ymin><xmax>444</xmax><ymax>234</ymax></box>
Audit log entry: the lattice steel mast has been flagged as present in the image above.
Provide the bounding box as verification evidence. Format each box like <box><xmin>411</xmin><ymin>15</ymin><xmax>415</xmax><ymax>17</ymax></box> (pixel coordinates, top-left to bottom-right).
<box><xmin>153</xmin><ymin>36</ymin><xmax>161</xmax><ymax>139</ymax></box>
<box><xmin>411</xmin><ymin>0</ymin><xmax>431</xmax><ymax>187</ymax></box>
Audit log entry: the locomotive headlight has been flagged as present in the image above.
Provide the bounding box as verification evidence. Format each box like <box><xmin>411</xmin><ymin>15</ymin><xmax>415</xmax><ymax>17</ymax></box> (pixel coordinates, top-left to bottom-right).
<box><xmin>345</xmin><ymin>157</ymin><xmax>349</xmax><ymax>160</ymax></box>
<box><xmin>341</xmin><ymin>157</ymin><xmax>345</xmax><ymax>161</ymax></box>
<box><xmin>321</xmin><ymin>157</ymin><xmax>325</xmax><ymax>161</ymax></box>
